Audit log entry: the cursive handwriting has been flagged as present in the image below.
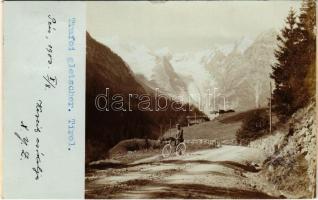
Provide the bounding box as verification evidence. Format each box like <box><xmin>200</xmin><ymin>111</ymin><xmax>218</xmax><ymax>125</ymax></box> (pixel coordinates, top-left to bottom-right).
<box><xmin>32</xmin><ymin>137</ymin><xmax>44</xmax><ymax>180</ymax></box>
<box><xmin>32</xmin><ymin>100</ymin><xmax>45</xmax><ymax>180</ymax></box>
<box><xmin>44</xmin><ymin>14</ymin><xmax>58</xmax><ymax>89</ymax></box>
<box><xmin>14</xmin><ymin>130</ymin><xmax>30</xmax><ymax>160</ymax></box>
<box><xmin>47</xmin><ymin>14</ymin><xmax>56</xmax><ymax>34</ymax></box>
<box><xmin>14</xmin><ymin>132</ymin><xmax>29</xmax><ymax>146</ymax></box>
<box><xmin>46</xmin><ymin>44</ymin><xmax>53</xmax><ymax>65</ymax></box>
<box><xmin>34</xmin><ymin>100</ymin><xmax>43</xmax><ymax>133</ymax></box>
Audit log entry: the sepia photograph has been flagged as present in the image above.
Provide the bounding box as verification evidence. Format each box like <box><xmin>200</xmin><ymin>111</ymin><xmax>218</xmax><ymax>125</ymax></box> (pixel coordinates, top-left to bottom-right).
<box><xmin>85</xmin><ymin>1</ymin><xmax>316</xmax><ymax>198</ymax></box>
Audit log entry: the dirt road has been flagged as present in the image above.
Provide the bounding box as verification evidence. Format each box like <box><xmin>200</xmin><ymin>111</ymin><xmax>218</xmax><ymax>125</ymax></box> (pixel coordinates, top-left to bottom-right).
<box><xmin>86</xmin><ymin>145</ymin><xmax>282</xmax><ymax>199</ymax></box>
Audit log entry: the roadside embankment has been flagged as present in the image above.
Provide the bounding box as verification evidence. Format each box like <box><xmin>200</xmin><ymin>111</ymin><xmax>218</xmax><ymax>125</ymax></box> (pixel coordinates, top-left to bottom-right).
<box><xmin>249</xmin><ymin>103</ymin><xmax>316</xmax><ymax>198</ymax></box>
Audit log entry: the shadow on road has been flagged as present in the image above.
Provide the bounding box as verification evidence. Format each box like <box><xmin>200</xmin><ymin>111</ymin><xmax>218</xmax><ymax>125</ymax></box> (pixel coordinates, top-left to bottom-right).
<box><xmin>86</xmin><ymin>179</ymin><xmax>280</xmax><ymax>199</ymax></box>
<box><xmin>88</xmin><ymin>159</ymin><xmax>260</xmax><ymax>173</ymax></box>
<box><xmin>162</xmin><ymin>159</ymin><xmax>260</xmax><ymax>173</ymax></box>
<box><xmin>145</xmin><ymin>183</ymin><xmax>280</xmax><ymax>199</ymax></box>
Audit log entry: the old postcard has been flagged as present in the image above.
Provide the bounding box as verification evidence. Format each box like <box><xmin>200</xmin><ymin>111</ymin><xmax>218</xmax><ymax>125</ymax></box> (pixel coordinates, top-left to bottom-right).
<box><xmin>2</xmin><ymin>1</ymin><xmax>317</xmax><ymax>199</ymax></box>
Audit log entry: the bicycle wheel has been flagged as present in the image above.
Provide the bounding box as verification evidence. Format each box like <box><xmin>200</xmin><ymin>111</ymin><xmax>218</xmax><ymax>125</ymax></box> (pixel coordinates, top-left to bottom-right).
<box><xmin>162</xmin><ymin>144</ymin><xmax>172</xmax><ymax>158</ymax></box>
<box><xmin>175</xmin><ymin>142</ymin><xmax>186</xmax><ymax>156</ymax></box>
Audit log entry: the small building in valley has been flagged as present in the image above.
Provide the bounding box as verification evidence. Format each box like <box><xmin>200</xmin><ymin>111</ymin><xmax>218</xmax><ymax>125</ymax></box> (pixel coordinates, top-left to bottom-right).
<box><xmin>186</xmin><ymin>115</ymin><xmax>209</xmax><ymax>126</ymax></box>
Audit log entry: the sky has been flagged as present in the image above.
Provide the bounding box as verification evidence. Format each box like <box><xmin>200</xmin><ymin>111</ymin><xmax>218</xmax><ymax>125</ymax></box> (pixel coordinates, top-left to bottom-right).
<box><xmin>87</xmin><ymin>1</ymin><xmax>302</xmax><ymax>53</ymax></box>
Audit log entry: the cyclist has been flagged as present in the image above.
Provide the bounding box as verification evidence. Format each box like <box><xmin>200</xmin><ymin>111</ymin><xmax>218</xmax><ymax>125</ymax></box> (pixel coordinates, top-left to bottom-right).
<box><xmin>161</xmin><ymin>124</ymin><xmax>186</xmax><ymax>158</ymax></box>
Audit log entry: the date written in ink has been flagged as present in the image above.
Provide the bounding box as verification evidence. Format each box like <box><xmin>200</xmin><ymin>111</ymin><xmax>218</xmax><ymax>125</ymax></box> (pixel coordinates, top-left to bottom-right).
<box><xmin>44</xmin><ymin>14</ymin><xmax>58</xmax><ymax>89</ymax></box>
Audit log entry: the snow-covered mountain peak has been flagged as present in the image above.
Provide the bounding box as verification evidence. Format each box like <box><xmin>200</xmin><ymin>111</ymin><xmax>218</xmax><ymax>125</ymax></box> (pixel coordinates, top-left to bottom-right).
<box><xmin>155</xmin><ymin>47</ymin><xmax>173</xmax><ymax>59</ymax></box>
<box><xmin>233</xmin><ymin>36</ymin><xmax>254</xmax><ymax>53</ymax></box>
<box><xmin>97</xmin><ymin>29</ymin><xmax>277</xmax><ymax>114</ymax></box>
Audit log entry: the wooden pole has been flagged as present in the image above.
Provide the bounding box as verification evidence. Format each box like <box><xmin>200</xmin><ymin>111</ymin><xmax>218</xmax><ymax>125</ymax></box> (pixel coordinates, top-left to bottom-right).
<box><xmin>169</xmin><ymin>119</ymin><xmax>171</xmax><ymax>137</ymax></box>
<box><xmin>213</xmin><ymin>88</ymin><xmax>218</xmax><ymax>111</ymax></box>
<box><xmin>269</xmin><ymin>81</ymin><xmax>272</xmax><ymax>134</ymax></box>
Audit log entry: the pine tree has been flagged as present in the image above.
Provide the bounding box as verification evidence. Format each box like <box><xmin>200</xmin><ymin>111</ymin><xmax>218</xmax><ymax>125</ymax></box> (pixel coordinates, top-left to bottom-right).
<box><xmin>271</xmin><ymin>1</ymin><xmax>316</xmax><ymax>120</ymax></box>
<box><xmin>271</xmin><ymin>8</ymin><xmax>300</xmax><ymax>118</ymax></box>
<box><xmin>295</xmin><ymin>0</ymin><xmax>316</xmax><ymax>102</ymax></box>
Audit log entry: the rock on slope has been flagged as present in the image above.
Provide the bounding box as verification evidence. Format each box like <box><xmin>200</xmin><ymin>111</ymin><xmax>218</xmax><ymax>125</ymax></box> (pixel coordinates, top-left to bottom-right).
<box><xmin>249</xmin><ymin>103</ymin><xmax>316</xmax><ymax>198</ymax></box>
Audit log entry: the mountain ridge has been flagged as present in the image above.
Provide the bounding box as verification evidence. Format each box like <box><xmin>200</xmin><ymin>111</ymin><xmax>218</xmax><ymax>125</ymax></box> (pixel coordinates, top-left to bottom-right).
<box><xmin>86</xmin><ymin>33</ymin><xmax>207</xmax><ymax>163</ymax></box>
<box><xmin>97</xmin><ymin>29</ymin><xmax>277</xmax><ymax>115</ymax></box>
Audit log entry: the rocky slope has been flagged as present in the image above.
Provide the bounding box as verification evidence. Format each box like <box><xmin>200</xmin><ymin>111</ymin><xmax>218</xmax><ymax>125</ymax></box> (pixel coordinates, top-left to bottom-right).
<box><xmin>86</xmin><ymin>32</ymin><xmax>152</xmax><ymax>163</ymax></box>
<box><xmin>249</xmin><ymin>103</ymin><xmax>316</xmax><ymax>198</ymax></box>
<box><xmin>204</xmin><ymin>29</ymin><xmax>276</xmax><ymax>111</ymax></box>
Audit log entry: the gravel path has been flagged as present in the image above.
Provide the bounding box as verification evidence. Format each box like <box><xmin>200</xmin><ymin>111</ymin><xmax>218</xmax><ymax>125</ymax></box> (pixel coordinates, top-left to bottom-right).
<box><xmin>86</xmin><ymin>145</ymin><xmax>280</xmax><ymax>199</ymax></box>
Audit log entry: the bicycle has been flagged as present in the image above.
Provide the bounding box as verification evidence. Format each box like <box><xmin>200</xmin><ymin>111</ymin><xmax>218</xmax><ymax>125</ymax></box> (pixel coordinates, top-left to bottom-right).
<box><xmin>161</xmin><ymin>140</ymin><xmax>186</xmax><ymax>158</ymax></box>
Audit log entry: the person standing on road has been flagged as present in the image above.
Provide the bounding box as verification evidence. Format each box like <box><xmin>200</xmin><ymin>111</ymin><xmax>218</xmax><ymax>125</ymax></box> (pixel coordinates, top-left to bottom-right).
<box><xmin>175</xmin><ymin>124</ymin><xmax>184</xmax><ymax>145</ymax></box>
